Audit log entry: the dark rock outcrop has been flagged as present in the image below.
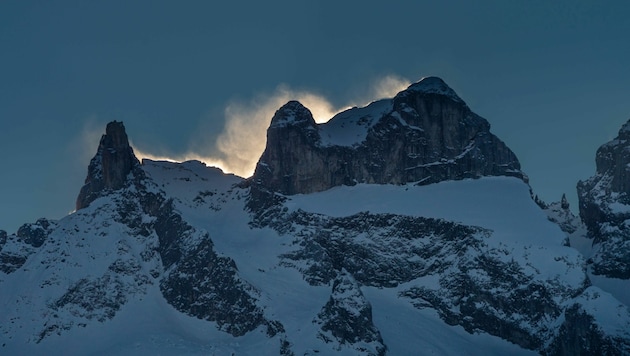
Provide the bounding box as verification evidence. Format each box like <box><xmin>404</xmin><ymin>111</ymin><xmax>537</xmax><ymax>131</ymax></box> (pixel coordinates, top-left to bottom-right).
<box><xmin>0</xmin><ymin>253</ymin><xmax>28</xmax><ymax>274</ymax></box>
<box><xmin>76</xmin><ymin>121</ymin><xmax>143</xmax><ymax>210</ymax></box>
<box><xmin>577</xmin><ymin>119</ymin><xmax>630</xmax><ymax>278</ymax></box>
<box><xmin>159</xmin><ymin>234</ymin><xmax>268</xmax><ymax>337</ymax></box>
<box><xmin>548</xmin><ymin>305</ymin><xmax>619</xmax><ymax>355</ymax></box>
<box><xmin>314</xmin><ymin>271</ymin><xmax>386</xmax><ymax>355</ymax></box>
<box><xmin>544</xmin><ymin>194</ymin><xmax>583</xmax><ymax>245</ymax></box>
<box><xmin>16</xmin><ymin>218</ymin><xmax>55</xmax><ymax>248</ymax></box>
<box><xmin>0</xmin><ymin>229</ymin><xmax>7</xmax><ymax>248</ymax></box>
<box><xmin>270</xmin><ymin>207</ymin><xmax>589</xmax><ymax>353</ymax></box>
<box><xmin>252</xmin><ymin>77</ymin><xmax>525</xmax><ymax>195</ymax></box>
<box><xmin>546</xmin><ymin>289</ymin><xmax>630</xmax><ymax>355</ymax></box>
<box><xmin>0</xmin><ymin>219</ymin><xmax>55</xmax><ymax>274</ymax></box>
<box><xmin>279</xmin><ymin>210</ymin><xmax>488</xmax><ymax>288</ymax></box>
<box><xmin>578</xmin><ymin>120</ymin><xmax>630</xmax><ymax>236</ymax></box>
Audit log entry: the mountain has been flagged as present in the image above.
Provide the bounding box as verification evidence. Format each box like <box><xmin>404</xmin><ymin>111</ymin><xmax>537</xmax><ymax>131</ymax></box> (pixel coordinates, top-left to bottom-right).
<box><xmin>578</xmin><ymin>120</ymin><xmax>630</xmax><ymax>279</ymax></box>
<box><xmin>253</xmin><ymin>77</ymin><xmax>524</xmax><ymax>196</ymax></box>
<box><xmin>2</xmin><ymin>78</ymin><xmax>630</xmax><ymax>355</ymax></box>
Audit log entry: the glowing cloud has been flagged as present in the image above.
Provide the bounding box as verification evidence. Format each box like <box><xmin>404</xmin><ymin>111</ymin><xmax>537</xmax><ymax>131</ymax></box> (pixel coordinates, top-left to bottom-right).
<box><xmin>212</xmin><ymin>85</ymin><xmax>341</xmax><ymax>177</ymax></box>
<box><xmin>134</xmin><ymin>75</ymin><xmax>412</xmax><ymax>179</ymax></box>
<box><xmin>370</xmin><ymin>74</ymin><xmax>411</xmax><ymax>100</ymax></box>
<box><xmin>212</xmin><ymin>76</ymin><xmax>411</xmax><ymax>177</ymax></box>
<box><xmin>78</xmin><ymin>117</ymin><xmax>109</xmax><ymax>165</ymax></box>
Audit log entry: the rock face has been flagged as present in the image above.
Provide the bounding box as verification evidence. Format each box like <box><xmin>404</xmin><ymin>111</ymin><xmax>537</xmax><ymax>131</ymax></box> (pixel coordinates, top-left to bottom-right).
<box><xmin>76</xmin><ymin>121</ymin><xmax>142</xmax><ymax>210</ymax></box>
<box><xmin>0</xmin><ymin>218</ymin><xmax>57</xmax><ymax>274</ymax></box>
<box><xmin>547</xmin><ymin>287</ymin><xmax>630</xmax><ymax>355</ymax></box>
<box><xmin>269</xmin><ymin>207</ymin><xmax>590</xmax><ymax>353</ymax></box>
<box><xmin>577</xmin><ymin>119</ymin><xmax>630</xmax><ymax>278</ymax></box>
<box><xmin>159</xmin><ymin>229</ymin><xmax>270</xmax><ymax>337</ymax></box>
<box><xmin>544</xmin><ymin>194</ymin><xmax>583</xmax><ymax>246</ymax></box>
<box><xmin>252</xmin><ymin>77</ymin><xmax>525</xmax><ymax>195</ymax></box>
<box><xmin>314</xmin><ymin>271</ymin><xmax>386</xmax><ymax>355</ymax></box>
<box><xmin>16</xmin><ymin>218</ymin><xmax>55</xmax><ymax>248</ymax></box>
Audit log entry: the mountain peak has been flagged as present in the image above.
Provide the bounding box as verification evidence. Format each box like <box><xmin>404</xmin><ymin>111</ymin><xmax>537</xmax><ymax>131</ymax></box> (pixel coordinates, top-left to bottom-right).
<box><xmin>252</xmin><ymin>77</ymin><xmax>523</xmax><ymax>196</ymax></box>
<box><xmin>269</xmin><ymin>100</ymin><xmax>316</xmax><ymax>129</ymax></box>
<box><xmin>75</xmin><ymin>120</ymin><xmax>141</xmax><ymax>210</ymax></box>
<box><xmin>402</xmin><ymin>76</ymin><xmax>463</xmax><ymax>103</ymax></box>
<box><xmin>104</xmin><ymin>120</ymin><xmax>129</xmax><ymax>147</ymax></box>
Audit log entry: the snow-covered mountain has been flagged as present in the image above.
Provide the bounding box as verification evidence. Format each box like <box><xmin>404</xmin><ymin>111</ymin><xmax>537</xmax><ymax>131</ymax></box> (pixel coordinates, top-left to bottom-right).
<box><xmin>2</xmin><ymin>78</ymin><xmax>630</xmax><ymax>355</ymax></box>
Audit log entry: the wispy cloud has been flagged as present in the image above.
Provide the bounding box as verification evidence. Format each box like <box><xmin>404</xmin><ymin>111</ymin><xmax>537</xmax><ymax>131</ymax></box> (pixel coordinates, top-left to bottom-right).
<box><xmin>134</xmin><ymin>75</ymin><xmax>412</xmax><ymax>178</ymax></box>
<box><xmin>212</xmin><ymin>85</ymin><xmax>344</xmax><ymax>177</ymax></box>
<box><xmin>369</xmin><ymin>74</ymin><xmax>411</xmax><ymax>100</ymax></box>
<box><xmin>78</xmin><ymin>116</ymin><xmax>108</xmax><ymax>165</ymax></box>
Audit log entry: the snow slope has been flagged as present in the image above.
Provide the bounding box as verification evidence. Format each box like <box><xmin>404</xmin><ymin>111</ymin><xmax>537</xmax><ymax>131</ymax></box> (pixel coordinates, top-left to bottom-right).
<box><xmin>286</xmin><ymin>177</ymin><xmax>585</xmax><ymax>287</ymax></box>
<box><xmin>2</xmin><ymin>160</ymin><xmax>629</xmax><ymax>354</ymax></box>
<box><xmin>145</xmin><ymin>161</ymin><xmax>540</xmax><ymax>355</ymax></box>
<box><xmin>144</xmin><ymin>161</ymin><xmax>538</xmax><ymax>355</ymax></box>
<box><xmin>319</xmin><ymin>99</ymin><xmax>393</xmax><ymax>147</ymax></box>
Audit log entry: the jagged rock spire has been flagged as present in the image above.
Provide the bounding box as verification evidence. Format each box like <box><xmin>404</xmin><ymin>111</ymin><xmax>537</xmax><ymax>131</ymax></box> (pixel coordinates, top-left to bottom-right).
<box><xmin>76</xmin><ymin>121</ymin><xmax>141</xmax><ymax>210</ymax></box>
<box><xmin>560</xmin><ymin>193</ymin><xmax>569</xmax><ymax>210</ymax></box>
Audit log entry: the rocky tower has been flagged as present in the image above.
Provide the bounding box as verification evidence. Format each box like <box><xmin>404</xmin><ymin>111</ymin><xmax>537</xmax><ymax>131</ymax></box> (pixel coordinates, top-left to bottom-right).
<box><xmin>76</xmin><ymin>121</ymin><xmax>141</xmax><ymax>210</ymax></box>
<box><xmin>252</xmin><ymin>77</ymin><xmax>525</xmax><ymax>195</ymax></box>
<box><xmin>577</xmin><ymin>119</ymin><xmax>630</xmax><ymax>278</ymax></box>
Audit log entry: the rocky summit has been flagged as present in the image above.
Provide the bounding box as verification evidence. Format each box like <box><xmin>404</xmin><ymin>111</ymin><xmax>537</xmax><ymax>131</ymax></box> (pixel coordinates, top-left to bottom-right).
<box><xmin>578</xmin><ymin>119</ymin><xmax>630</xmax><ymax>279</ymax></box>
<box><xmin>253</xmin><ymin>77</ymin><xmax>525</xmax><ymax>196</ymax></box>
<box><xmin>1</xmin><ymin>78</ymin><xmax>630</xmax><ymax>355</ymax></box>
<box><xmin>76</xmin><ymin>121</ymin><xmax>143</xmax><ymax>210</ymax></box>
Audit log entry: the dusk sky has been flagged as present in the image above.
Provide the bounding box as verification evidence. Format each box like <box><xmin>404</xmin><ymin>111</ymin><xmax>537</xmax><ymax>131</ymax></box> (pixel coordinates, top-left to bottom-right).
<box><xmin>1</xmin><ymin>1</ymin><xmax>630</xmax><ymax>233</ymax></box>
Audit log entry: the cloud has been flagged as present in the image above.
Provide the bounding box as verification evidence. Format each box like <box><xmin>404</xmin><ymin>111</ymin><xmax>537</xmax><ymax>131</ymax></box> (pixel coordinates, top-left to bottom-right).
<box><xmin>370</xmin><ymin>74</ymin><xmax>411</xmax><ymax>100</ymax></box>
<box><xmin>211</xmin><ymin>76</ymin><xmax>411</xmax><ymax>177</ymax></box>
<box><xmin>77</xmin><ymin>116</ymin><xmax>108</xmax><ymax>165</ymax></box>
<box><xmin>134</xmin><ymin>75</ymin><xmax>412</xmax><ymax>179</ymax></box>
<box><xmin>212</xmin><ymin>85</ymin><xmax>343</xmax><ymax>178</ymax></box>
<box><xmin>62</xmin><ymin>117</ymin><xmax>111</xmax><ymax>214</ymax></box>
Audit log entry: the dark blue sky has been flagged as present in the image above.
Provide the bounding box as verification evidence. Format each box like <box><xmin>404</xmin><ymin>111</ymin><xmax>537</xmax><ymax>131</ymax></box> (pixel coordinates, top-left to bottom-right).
<box><xmin>1</xmin><ymin>1</ymin><xmax>630</xmax><ymax>232</ymax></box>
